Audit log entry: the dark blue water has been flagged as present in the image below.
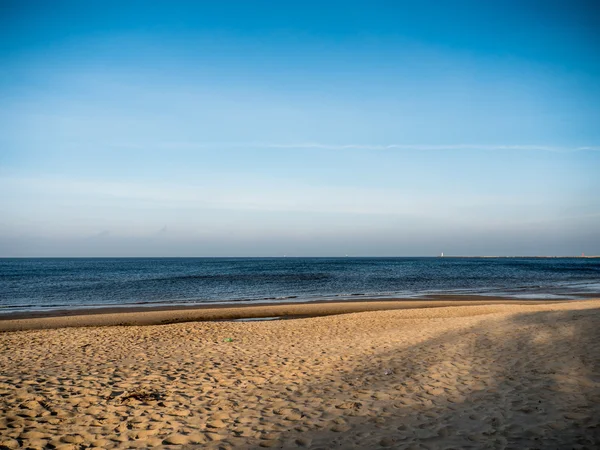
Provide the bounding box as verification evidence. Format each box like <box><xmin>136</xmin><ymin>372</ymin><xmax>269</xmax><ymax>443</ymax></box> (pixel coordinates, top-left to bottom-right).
<box><xmin>1</xmin><ymin>258</ymin><xmax>599</xmax><ymax>313</ymax></box>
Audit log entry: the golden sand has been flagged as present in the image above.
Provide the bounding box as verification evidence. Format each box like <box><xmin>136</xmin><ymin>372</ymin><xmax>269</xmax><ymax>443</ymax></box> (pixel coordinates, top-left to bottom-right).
<box><xmin>1</xmin><ymin>300</ymin><xmax>599</xmax><ymax>449</ymax></box>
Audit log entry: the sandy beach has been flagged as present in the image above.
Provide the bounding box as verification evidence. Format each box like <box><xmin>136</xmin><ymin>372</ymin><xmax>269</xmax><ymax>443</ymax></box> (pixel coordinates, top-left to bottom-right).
<box><xmin>1</xmin><ymin>299</ymin><xmax>599</xmax><ymax>449</ymax></box>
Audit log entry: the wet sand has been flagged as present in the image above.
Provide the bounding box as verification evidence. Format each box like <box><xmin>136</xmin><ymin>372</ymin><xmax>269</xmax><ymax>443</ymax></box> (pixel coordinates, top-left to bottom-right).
<box><xmin>0</xmin><ymin>296</ymin><xmax>569</xmax><ymax>332</ymax></box>
<box><xmin>1</xmin><ymin>299</ymin><xmax>599</xmax><ymax>449</ymax></box>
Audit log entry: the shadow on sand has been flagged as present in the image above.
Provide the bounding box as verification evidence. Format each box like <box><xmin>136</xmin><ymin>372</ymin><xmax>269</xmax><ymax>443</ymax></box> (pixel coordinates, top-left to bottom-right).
<box><xmin>242</xmin><ymin>307</ymin><xmax>600</xmax><ymax>449</ymax></box>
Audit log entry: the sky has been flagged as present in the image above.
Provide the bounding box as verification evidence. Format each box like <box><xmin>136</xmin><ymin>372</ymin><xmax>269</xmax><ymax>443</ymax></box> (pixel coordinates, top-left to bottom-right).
<box><xmin>1</xmin><ymin>0</ymin><xmax>599</xmax><ymax>257</ymax></box>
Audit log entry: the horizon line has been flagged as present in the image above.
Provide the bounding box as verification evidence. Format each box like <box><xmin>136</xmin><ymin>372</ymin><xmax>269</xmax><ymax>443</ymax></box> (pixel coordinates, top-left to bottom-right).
<box><xmin>1</xmin><ymin>255</ymin><xmax>597</xmax><ymax>259</ymax></box>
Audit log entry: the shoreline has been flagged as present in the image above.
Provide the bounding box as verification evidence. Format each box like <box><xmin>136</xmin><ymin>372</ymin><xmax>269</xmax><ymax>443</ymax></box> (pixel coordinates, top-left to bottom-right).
<box><xmin>0</xmin><ymin>294</ymin><xmax>583</xmax><ymax>332</ymax></box>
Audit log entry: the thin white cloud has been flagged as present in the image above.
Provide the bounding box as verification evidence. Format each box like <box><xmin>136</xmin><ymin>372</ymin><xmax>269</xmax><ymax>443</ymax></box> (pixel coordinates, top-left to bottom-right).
<box><xmin>263</xmin><ymin>143</ymin><xmax>600</xmax><ymax>153</ymax></box>
<box><xmin>136</xmin><ymin>142</ymin><xmax>600</xmax><ymax>153</ymax></box>
<box><xmin>0</xmin><ymin>174</ymin><xmax>532</xmax><ymax>218</ymax></box>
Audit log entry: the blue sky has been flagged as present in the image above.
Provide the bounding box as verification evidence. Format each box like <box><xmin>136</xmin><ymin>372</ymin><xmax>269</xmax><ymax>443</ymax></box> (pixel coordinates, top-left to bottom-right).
<box><xmin>1</xmin><ymin>0</ymin><xmax>599</xmax><ymax>256</ymax></box>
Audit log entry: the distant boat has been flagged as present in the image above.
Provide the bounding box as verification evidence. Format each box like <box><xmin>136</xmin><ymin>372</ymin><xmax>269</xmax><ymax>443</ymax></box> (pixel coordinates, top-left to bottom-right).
<box><xmin>440</xmin><ymin>252</ymin><xmax>444</xmax><ymax>257</ymax></box>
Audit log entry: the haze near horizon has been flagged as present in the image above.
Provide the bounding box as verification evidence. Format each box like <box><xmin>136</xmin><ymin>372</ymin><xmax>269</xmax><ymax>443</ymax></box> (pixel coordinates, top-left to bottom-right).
<box><xmin>1</xmin><ymin>1</ymin><xmax>599</xmax><ymax>257</ymax></box>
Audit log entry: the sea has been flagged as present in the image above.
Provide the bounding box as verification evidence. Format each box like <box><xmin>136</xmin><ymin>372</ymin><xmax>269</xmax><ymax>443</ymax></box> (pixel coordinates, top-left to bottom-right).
<box><xmin>1</xmin><ymin>257</ymin><xmax>599</xmax><ymax>314</ymax></box>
